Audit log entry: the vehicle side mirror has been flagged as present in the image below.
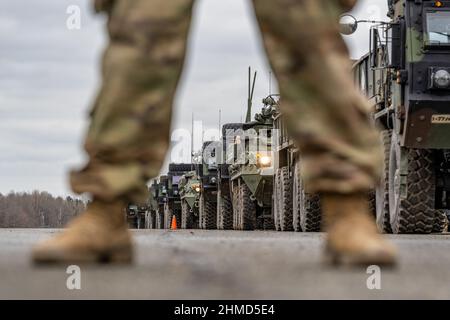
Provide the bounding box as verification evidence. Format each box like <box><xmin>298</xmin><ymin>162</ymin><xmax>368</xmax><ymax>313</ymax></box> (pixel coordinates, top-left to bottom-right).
<box><xmin>339</xmin><ymin>14</ymin><xmax>358</xmax><ymax>35</ymax></box>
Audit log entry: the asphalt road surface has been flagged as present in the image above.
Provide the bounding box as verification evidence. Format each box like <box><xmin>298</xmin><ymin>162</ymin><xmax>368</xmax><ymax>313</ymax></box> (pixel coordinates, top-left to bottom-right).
<box><xmin>1</xmin><ymin>228</ymin><xmax>450</xmax><ymax>299</ymax></box>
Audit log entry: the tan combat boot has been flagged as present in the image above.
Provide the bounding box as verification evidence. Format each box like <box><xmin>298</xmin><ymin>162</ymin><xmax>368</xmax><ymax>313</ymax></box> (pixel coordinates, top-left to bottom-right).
<box><xmin>322</xmin><ymin>193</ymin><xmax>397</xmax><ymax>266</ymax></box>
<box><xmin>32</xmin><ymin>199</ymin><xmax>133</xmax><ymax>264</ymax></box>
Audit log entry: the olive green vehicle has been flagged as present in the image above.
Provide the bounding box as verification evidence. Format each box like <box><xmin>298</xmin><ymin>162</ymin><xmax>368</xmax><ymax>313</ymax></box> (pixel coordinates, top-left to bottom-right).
<box><xmin>342</xmin><ymin>0</ymin><xmax>450</xmax><ymax>233</ymax></box>
<box><xmin>227</xmin><ymin>69</ymin><xmax>276</xmax><ymax>230</ymax></box>
<box><xmin>155</xmin><ymin>175</ymin><xmax>168</xmax><ymax>229</ymax></box>
<box><xmin>216</xmin><ymin>123</ymin><xmax>242</xmax><ymax>230</ymax></box>
<box><xmin>125</xmin><ymin>202</ymin><xmax>147</xmax><ymax>229</ymax></box>
<box><xmin>145</xmin><ymin>180</ymin><xmax>159</xmax><ymax>229</ymax></box>
<box><xmin>271</xmin><ymin>95</ymin><xmax>322</xmax><ymax>232</ymax></box>
<box><xmin>179</xmin><ymin>170</ymin><xmax>201</xmax><ymax>229</ymax></box>
<box><xmin>160</xmin><ymin>163</ymin><xmax>193</xmax><ymax>229</ymax></box>
<box><xmin>197</xmin><ymin>141</ymin><xmax>220</xmax><ymax>229</ymax></box>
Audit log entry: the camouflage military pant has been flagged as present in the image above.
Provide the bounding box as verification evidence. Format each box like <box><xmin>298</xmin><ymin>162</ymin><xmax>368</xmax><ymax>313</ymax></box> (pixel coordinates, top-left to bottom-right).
<box><xmin>70</xmin><ymin>0</ymin><xmax>381</xmax><ymax>202</ymax></box>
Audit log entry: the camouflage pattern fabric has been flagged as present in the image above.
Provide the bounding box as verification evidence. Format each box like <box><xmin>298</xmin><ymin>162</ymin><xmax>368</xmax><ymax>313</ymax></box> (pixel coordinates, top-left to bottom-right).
<box><xmin>71</xmin><ymin>0</ymin><xmax>381</xmax><ymax>202</ymax></box>
<box><xmin>252</xmin><ymin>0</ymin><xmax>382</xmax><ymax>194</ymax></box>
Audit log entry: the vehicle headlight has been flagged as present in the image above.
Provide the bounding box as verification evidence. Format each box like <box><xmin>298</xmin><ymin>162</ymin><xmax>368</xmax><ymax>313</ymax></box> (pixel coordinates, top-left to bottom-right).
<box><xmin>195</xmin><ymin>187</ymin><xmax>201</xmax><ymax>192</ymax></box>
<box><xmin>257</xmin><ymin>153</ymin><xmax>272</xmax><ymax>167</ymax></box>
<box><xmin>210</xmin><ymin>177</ymin><xmax>217</xmax><ymax>184</ymax></box>
<box><xmin>434</xmin><ymin>69</ymin><xmax>450</xmax><ymax>88</ymax></box>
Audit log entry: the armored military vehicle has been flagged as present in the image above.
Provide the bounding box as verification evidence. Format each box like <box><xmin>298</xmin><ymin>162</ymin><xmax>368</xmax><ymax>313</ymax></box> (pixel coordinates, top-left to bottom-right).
<box><xmin>179</xmin><ymin>170</ymin><xmax>201</xmax><ymax>229</ymax></box>
<box><xmin>145</xmin><ymin>180</ymin><xmax>159</xmax><ymax>229</ymax></box>
<box><xmin>216</xmin><ymin>123</ymin><xmax>243</xmax><ymax>230</ymax></box>
<box><xmin>161</xmin><ymin>163</ymin><xmax>193</xmax><ymax>229</ymax></box>
<box><xmin>271</xmin><ymin>96</ymin><xmax>322</xmax><ymax>232</ymax></box>
<box><xmin>155</xmin><ymin>175</ymin><xmax>168</xmax><ymax>229</ymax></box>
<box><xmin>125</xmin><ymin>203</ymin><xmax>147</xmax><ymax>229</ymax></box>
<box><xmin>342</xmin><ymin>0</ymin><xmax>450</xmax><ymax>233</ymax></box>
<box><xmin>197</xmin><ymin>141</ymin><xmax>220</xmax><ymax>229</ymax></box>
<box><xmin>227</xmin><ymin>68</ymin><xmax>276</xmax><ymax>230</ymax></box>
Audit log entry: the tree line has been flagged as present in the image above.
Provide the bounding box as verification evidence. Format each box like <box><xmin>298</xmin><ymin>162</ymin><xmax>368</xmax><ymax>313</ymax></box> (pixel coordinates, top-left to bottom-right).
<box><xmin>0</xmin><ymin>191</ymin><xmax>86</xmax><ymax>228</ymax></box>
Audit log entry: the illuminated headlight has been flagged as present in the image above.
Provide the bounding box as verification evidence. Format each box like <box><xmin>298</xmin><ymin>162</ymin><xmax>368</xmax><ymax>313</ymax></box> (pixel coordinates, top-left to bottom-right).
<box><xmin>174</xmin><ymin>190</ymin><xmax>178</xmax><ymax>195</ymax></box>
<box><xmin>195</xmin><ymin>187</ymin><xmax>201</xmax><ymax>192</ymax></box>
<box><xmin>434</xmin><ymin>69</ymin><xmax>450</xmax><ymax>89</ymax></box>
<box><xmin>210</xmin><ymin>177</ymin><xmax>217</xmax><ymax>184</ymax></box>
<box><xmin>257</xmin><ymin>153</ymin><xmax>272</xmax><ymax>167</ymax></box>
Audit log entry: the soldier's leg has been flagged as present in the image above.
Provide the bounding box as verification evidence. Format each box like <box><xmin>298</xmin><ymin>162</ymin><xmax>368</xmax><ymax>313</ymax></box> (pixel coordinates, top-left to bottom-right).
<box><xmin>252</xmin><ymin>0</ymin><xmax>396</xmax><ymax>265</ymax></box>
<box><xmin>32</xmin><ymin>0</ymin><xmax>195</xmax><ymax>264</ymax></box>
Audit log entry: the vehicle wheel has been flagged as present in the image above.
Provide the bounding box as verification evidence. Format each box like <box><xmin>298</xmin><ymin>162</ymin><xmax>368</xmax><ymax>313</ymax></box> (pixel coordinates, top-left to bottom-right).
<box><xmin>433</xmin><ymin>210</ymin><xmax>448</xmax><ymax>233</ymax></box>
<box><xmin>376</xmin><ymin>130</ymin><xmax>392</xmax><ymax>233</ymax></box>
<box><xmin>127</xmin><ymin>217</ymin><xmax>138</xmax><ymax>229</ymax></box>
<box><xmin>262</xmin><ymin>207</ymin><xmax>275</xmax><ymax>230</ymax></box>
<box><xmin>231</xmin><ymin>180</ymin><xmax>240</xmax><ymax>230</ymax></box>
<box><xmin>164</xmin><ymin>203</ymin><xmax>172</xmax><ymax>229</ymax></box>
<box><xmin>156</xmin><ymin>207</ymin><xmax>164</xmax><ymax>229</ymax></box>
<box><xmin>217</xmin><ymin>188</ymin><xmax>233</xmax><ymax>230</ymax></box>
<box><xmin>389</xmin><ymin>133</ymin><xmax>436</xmax><ymax>233</ymax></box>
<box><xmin>181</xmin><ymin>200</ymin><xmax>196</xmax><ymax>229</ymax></box>
<box><xmin>136</xmin><ymin>216</ymin><xmax>142</xmax><ymax>229</ymax></box>
<box><xmin>273</xmin><ymin>170</ymin><xmax>281</xmax><ymax>231</ymax></box>
<box><xmin>278</xmin><ymin>167</ymin><xmax>293</xmax><ymax>231</ymax></box>
<box><xmin>292</xmin><ymin>161</ymin><xmax>321</xmax><ymax>232</ymax></box>
<box><xmin>237</xmin><ymin>178</ymin><xmax>256</xmax><ymax>230</ymax></box>
<box><xmin>199</xmin><ymin>193</ymin><xmax>217</xmax><ymax>229</ymax></box>
<box><xmin>151</xmin><ymin>211</ymin><xmax>157</xmax><ymax>229</ymax></box>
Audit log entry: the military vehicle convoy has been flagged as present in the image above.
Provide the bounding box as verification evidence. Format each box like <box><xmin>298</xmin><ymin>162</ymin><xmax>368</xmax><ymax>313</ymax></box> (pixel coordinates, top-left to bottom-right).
<box><xmin>179</xmin><ymin>170</ymin><xmax>201</xmax><ymax>229</ymax></box>
<box><xmin>341</xmin><ymin>0</ymin><xmax>450</xmax><ymax>233</ymax></box>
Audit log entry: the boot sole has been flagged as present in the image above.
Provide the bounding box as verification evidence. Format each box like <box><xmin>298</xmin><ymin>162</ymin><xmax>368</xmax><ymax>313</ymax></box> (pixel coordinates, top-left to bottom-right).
<box><xmin>325</xmin><ymin>248</ymin><xmax>397</xmax><ymax>268</ymax></box>
<box><xmin>32</xmin><ymin>247</ymin><xmax>133</xmax><ymax>265</ymax></box>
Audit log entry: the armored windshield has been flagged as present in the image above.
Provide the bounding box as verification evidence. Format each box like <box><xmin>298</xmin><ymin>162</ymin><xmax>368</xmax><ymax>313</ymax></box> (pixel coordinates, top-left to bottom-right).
<box><xmin>426</xmin><ymin>11</ymin><xmax>450</xmax><ymax>45</ymax></box>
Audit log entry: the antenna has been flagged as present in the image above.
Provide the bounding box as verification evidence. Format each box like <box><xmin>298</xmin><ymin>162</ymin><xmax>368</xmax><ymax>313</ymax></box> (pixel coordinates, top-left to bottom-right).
<box><xmin>269</xmin><ymin>71</ymin><xmax>272</xmax><ymax>95</ymax></box>
<box><xmin>191</xmin><ymin>112</ymin><xmax>194</xmax><ymax>169</ymax></box>
<box><xmin>245</xmin><ymin>66</ymin><xmax>257</xmax><ymax>123</ymax></box>
<box><xmin>218</xmin><ymin>109</ymin><xmax>222</xmax><ymax>137</ymax></box>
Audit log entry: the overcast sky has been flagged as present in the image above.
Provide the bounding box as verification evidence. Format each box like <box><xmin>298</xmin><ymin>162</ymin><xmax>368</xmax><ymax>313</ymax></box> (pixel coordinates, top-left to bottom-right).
<box><xmin>0</xmin><ymin>0</ymin><xmax>388</xmax><ymax>197</ymax></box>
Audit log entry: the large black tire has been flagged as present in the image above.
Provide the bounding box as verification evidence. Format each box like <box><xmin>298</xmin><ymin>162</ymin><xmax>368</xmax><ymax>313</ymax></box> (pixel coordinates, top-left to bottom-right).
<box><xmin>164</xmin><ymin>203</ymin><xmax>172</xmax><ymax>229</ymax></box>
<box><xmin>376</xmin><ymin>130</ymin><xmax>393</xmax><ymax>233</ymax></box>
<box><xmin>277</xmin><ymin>167</ymin><xmax>293</xmax><ymax>231</ymax></box>
<box><xmin>127</xmin><ymin>217</ymin><xmax>138</xmax><ymax>229</ymax></box>
<box><xmin>181</xmin><ymin>200</ymin><xmax>197</xmax><ymax>229</ymax></box>
<box><xmin>156</xmin><ymin>207</ymin><xmax>164</xmax><ymax>229</ymax></box>
<box><xmin>237</xmin><ymin>179</ymin><xmax>256</xmax><ymax>230</ymax></box>
<box><xmin>148</xmin><ymin>210</ymin><xmax>156</xmax><ymax>229</ymax></box>
<box><xmin>433</xmin><ymin>210</ymin><xmax>448</xmax><ymax>233</ymax></box>
<box><xmin>389</xmin><ymin>133</ymin><xmax>436</xmax><ymax>233</ymax></box>
<box><xmin>232</xmin><ymin>180</ymin><xmax>241</xmax><ymax>230</ymax></box>
<box><xmin>272</xmin><ymin>170</ymin><xmax>281</xmax><ymax>231</ymax></box>
<box><xmin>262</xmin><ymin>207</ymin><xmax>275</xmax><ymax>230</ymax></box>
<box><xmin>217</xmin><ymin>188</ymin><xmax>233</xmax><ymax>230</ymax></box>
<box><xmin>136</xmin><ymin>215</ymin><xmax>145</xmax><ymax>229</ymax></box>
<box><xmin>292</xmin><ymin>161</ymin><xmax>321</xmax><ymax>232</ymax></box>
<box><xmin>199</xmin><ymin>193</ymin><xmax>217</xmax><ymax>229</ymax></box>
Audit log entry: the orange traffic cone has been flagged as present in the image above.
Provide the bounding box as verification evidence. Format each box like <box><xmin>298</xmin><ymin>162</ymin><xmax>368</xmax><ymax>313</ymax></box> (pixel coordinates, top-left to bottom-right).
<box><xmin>170</xmin><ymin>215</ymin><xmax>177</xmax><ymax>230</ymax></box>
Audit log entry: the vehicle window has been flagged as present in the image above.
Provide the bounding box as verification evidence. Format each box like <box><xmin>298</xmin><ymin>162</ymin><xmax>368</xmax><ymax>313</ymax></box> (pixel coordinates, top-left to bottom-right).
<box><xmin>426</xmin><ymin>11</ymin><xmax>450</xmax><ymax>45</ymax></box>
